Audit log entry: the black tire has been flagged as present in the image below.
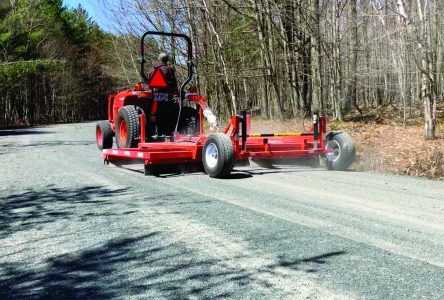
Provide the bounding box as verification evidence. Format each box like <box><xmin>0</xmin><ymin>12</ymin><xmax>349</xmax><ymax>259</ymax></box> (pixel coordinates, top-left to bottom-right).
<box><xmin>96</xmin><ymin>120</ymin><xmax>113</xmax><ymax>150</ymax></box>
<box><xmin>116</xmin><ymin>105</ymin><xmax>140</xmax><ymax>148</ymax></box>
<box><xmin>178</xmin><ymin>107</ymin><xmax>199</xmax><ymax>136</ymax></box>
<box><xmin>202</xmin><ymin>133</ymin><xmax>235</xmax><ymax>178</ymax></box>
<box><xmin>325</xmin><ymin>132</ymin><xmax>355</xmax><ymax>170</ymax></box>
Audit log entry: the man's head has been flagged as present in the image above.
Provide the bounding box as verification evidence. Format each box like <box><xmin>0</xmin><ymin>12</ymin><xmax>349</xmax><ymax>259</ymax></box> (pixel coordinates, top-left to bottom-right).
<box><xmin>158</xmin><ymin>52</ymin><xmax>169</xmax><ymax>63</ymax></box>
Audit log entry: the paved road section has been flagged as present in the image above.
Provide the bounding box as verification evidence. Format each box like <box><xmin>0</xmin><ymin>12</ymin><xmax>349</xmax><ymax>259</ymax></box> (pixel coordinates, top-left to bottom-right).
<box><xmin>0</xmin><ymin>123</ymin><xmax>443</xmax><ymax>299</ymax></box>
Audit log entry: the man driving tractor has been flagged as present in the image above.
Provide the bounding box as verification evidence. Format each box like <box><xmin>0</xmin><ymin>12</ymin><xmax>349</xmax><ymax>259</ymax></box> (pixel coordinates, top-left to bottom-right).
<box><xmin>147</xmin><ymin>52</ymin><xmax>178</xmax><ymax>93</ymax></box>
<box><xmin>145</xmin><ymin>52</ymin><xmax>181</xmax><ymax>136</ymax></box>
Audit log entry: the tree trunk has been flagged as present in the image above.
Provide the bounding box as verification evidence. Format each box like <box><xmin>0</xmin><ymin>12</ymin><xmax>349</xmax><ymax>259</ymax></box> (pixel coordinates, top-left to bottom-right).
<box><xmin>310</xmin><ymin>0</ymin><xmax>322</xmax><ymax>113</ymax></box>
<box><xmin>201</xmin><ymin>0</ymin><xmax>237</xmax><ymax>116</ymax></box>
<box><xmin>348</xmin><ymin>0</ymin><xmax>361</xmax><ymax>115</ymax></box>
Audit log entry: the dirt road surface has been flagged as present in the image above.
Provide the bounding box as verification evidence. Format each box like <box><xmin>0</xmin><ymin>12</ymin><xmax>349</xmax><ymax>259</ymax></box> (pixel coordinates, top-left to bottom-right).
<box><xmin>1</xmin><ymin>122</ymin><xmax>443</xmax><ymax>299</ymax></box>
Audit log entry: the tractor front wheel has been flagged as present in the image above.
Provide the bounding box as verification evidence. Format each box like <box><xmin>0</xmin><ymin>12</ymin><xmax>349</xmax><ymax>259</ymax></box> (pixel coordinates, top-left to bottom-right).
<box><xmin>202</xmin><ymin>133</ymin><xmax>235</xmax><ymax>178</ymax></box>
<box><xmin>116</xmin><ymin>106</ymin><xmax>140</xmax><ymax>148</ymax></box>
<box><xmin>178</xmin><ymin>107</ymin><xmax>199</xmax><ymax>136</ymax></box>
<box><xmin>325</xmin><ymin>132</ymin><xmax>355</xmax><ymax>171</ymax></box>
<box><xmin>96</xmin><ymin>120</ymin><xmax>113</xmax><ymax>150</ymax></box>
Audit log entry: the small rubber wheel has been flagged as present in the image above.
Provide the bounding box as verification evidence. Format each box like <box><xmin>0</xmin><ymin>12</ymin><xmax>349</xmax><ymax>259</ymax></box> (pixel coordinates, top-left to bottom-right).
<box><xmin>96</xmin><ymin>120</ymin><xmax>113</xmax><ymax>150</ymax></box>
<box><xmin>202</xmin><ymin>133</ymin><xmax>235</xmax><ymax>178</ymax></box>
<box><xmin>325</xmin><ymin>132</ymin><xmax>355</xmax><ymax>170</ymax></box>
<box><xmin>116</xmin><ymin>106</ymin><xmax>140</xmax><ymax>148</ymax></box>
<box><xmin>178</xmin><ymin>107</ymin><xmax>199</xmax><ymax>136</ymax></box>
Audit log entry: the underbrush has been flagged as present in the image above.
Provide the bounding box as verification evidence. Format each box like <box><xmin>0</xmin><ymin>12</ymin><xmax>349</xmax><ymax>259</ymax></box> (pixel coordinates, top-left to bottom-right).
<box><xmin>404</xmin><ymin>149</ymin><xmax>444</xmax><ymax>179</ymax></box>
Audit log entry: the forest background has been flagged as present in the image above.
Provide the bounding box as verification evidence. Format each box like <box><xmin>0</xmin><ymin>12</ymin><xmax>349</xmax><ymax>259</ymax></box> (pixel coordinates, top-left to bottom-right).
<box><xmin>1</xmin><ymin>0</ymin><xmax>443</xmax><ymax>177</ymax></box>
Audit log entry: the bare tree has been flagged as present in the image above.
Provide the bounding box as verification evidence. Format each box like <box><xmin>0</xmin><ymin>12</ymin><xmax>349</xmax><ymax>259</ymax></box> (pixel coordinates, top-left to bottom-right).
<box><xmin>94</xmin><ymin>0</ymin><xmax>443</xmax><ymax>140</ymax></box>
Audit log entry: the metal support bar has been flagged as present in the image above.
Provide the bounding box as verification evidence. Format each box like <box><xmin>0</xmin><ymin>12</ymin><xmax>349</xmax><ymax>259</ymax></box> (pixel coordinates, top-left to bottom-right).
<box><xmin>313</xmin><ymin>111</ymin><xmax>319</xmax><ymax>149</ymax></box>
<box><xmin>241</xmin><ymin>110</ymin><xmax>247</xmax><ymax>152</ymax></box>
<box><xmin>319</xmin><ymin>114</ymin><xmax>327</xmax><ymax>149</ymax></box>
<box><xmin>242</xmin><ymin>132</ymin><xmax>313</xmax><ymax>137</ymax></box>
<box><xmin>139</xmin><ymin>113</ymin><xmax>146</xmax><ymax>144</ymax></box>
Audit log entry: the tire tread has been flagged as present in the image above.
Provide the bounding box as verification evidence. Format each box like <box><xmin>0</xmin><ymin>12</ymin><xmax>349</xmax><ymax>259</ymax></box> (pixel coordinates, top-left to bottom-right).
<box><xmin>96</xmin><ymin>120</ymin><xmax>113</xmax><ymax>150</ymax></box>
<box><xmin>178</xmin><ymin>107</ymin><xmax>199</xmax><ymax>136</ymax></box>
<box><xmin>326</xmin><ymin>132</ymin><xmax>355</xmax><ymax>171</ymax></box>
<box><xmin>203</xmin><ymin>133</ymin><xmax>235</xmax><ymax>178</ymax></box>
<box><xmin>116</xmin><ymin>105</ymin><xmax>140</xmax><ymax>148</ymax></box>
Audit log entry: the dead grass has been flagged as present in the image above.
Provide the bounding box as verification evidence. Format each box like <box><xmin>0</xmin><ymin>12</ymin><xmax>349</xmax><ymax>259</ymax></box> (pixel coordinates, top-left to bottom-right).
<box><xmin>250</xmin><ymin>116</ymin><xmax>444</xmax><ymax>180</ymax></box>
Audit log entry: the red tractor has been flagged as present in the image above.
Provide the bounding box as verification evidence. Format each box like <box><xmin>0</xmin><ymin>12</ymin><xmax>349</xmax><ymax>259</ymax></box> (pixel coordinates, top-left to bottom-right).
<box><xmin>96</xmin><ymin>31</ymin><xmax>355</xmax><ymax>178</ymax></box>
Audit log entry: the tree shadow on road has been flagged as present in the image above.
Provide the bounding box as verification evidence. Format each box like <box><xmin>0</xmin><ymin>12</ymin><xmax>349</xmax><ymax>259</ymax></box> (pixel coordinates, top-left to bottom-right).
<box><xmin>0</xmin><ymin>141</ymin><xmax>95</xmax><ymax>149</ymax></box>
<box><xmin>275</xmin><ymin>251</ymin><xmax>347</xmax><ymax>273</ymax></box>
<box><xmin>0</xmin><ymin>230</ymin><xmax>347</xmax><ymax>299</ymax></box>
<box><xmin>0</xmin><ymin>186</ymin><xmax>129</xmax><ymax>239</ymax></box>
<box><xmin>0</xmin><ymin>186</ymin><xmax>348</xmax><ymax>298</ymax></box>
<box><xmin>0</xmin><ymin>129</ymin><xmax>54</xmax><ymax>136</ymax></box>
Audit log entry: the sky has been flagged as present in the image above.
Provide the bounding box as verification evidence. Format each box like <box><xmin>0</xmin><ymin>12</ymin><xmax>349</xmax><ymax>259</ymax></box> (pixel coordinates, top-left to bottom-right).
<box><xmin>63</xmin><ymin>0</ymin><xmax>109</xmax><ymax>30</ymax></box>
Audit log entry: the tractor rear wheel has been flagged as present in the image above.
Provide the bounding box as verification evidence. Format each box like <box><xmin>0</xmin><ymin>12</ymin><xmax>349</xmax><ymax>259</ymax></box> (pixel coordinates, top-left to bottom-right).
<box><xmin>177</xmin><ymin>107</ymin><xmax>199</xmax><ymax>136</ymax></box>
<box><xmin>96</xmin><ymin>120</ymin><xmax>113</xmax><ymax>150</ymax></box>
<box><xmin>116</xmin><ymin>105</ymin><xmax>140</xmax><ymax>148</ymax></box>
<box><xmin>325</xmin><ymin>132</ymin><xmax>355</xmax><ymax>170</ymax></box>
<box><xmin>202</xmin><ymin>133</ymin><xmax>235</xmax><ymax>178</ymax></box>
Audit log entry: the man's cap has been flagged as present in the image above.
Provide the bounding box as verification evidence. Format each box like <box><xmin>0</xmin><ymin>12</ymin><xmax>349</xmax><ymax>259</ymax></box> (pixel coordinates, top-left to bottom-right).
<box><xmin>158</xmin><ymin>52</ymin><xmax>169</xmax><ymax>63</ymax></box>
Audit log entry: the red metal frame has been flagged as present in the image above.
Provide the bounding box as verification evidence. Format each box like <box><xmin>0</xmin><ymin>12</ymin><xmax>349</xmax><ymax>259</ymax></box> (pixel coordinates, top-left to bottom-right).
<box><xmin>97</xmin><ymin>127</ymin><xmax>103</xmax><ymax>147</ymax></box>
<box><xmin>119</xmin><ymin>119</ymin><xmax>128</xmax><ymax>145</ymax></box>
<box><xmin>103</xmin><ymin>95</ymin><xmax>332</xmax><ymax>171</ymax></box>
<box><xmin>102</xmin><ymin>31</ymin><xmax>333</xmax><ymax>173</ymax></box>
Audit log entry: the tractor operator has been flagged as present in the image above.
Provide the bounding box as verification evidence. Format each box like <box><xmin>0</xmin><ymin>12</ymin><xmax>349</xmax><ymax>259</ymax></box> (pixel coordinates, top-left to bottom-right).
<box><xmin>147</xmin><ymin>52</ymin><xmax>180</xmax><ymax>136</ymax></box>
<box><xmin>147</xmin><ymin>52</ymin><xmax>178</xmax><ymax>93</ymax></box>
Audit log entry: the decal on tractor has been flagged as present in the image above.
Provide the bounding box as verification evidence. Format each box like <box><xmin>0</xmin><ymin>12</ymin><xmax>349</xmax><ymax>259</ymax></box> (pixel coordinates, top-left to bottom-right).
<box><xmin>149</xmin><ymin>69</ymin><xmax>167</xmax><ymax>88</ymax></box>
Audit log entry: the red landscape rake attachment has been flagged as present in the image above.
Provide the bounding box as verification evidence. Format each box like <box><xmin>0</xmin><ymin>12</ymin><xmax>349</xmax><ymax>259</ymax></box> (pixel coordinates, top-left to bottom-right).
<box><xmin>97</xmin><ymin>31</ymin><xmax>355</xmax><ymax>178</ymax></box>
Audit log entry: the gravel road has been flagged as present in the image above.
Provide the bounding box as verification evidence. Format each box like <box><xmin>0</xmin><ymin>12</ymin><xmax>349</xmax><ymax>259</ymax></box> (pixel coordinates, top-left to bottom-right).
<box><xmin>1</xmin><ymin>122</ymin><xmax>443</xmax><ymax>299</ymax></box>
